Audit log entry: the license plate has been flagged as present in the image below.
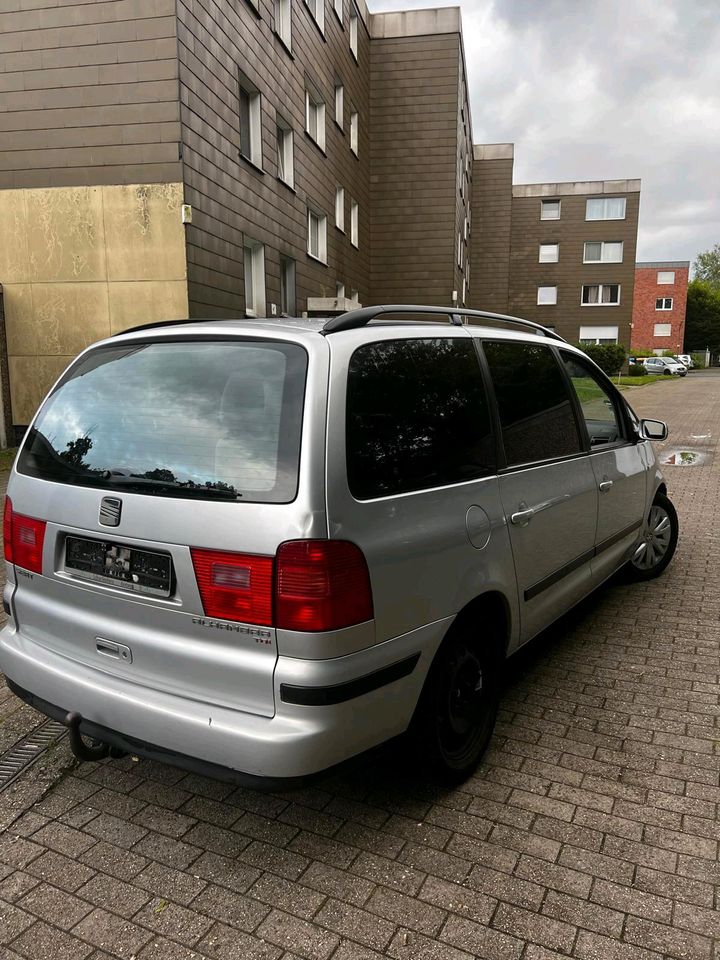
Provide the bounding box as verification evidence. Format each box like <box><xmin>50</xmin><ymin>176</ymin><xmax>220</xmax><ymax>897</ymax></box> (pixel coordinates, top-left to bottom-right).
<box><xmin>65</xmin><ymin>536</ymin><xmax>173</xmax><ymax>597</ymax></box>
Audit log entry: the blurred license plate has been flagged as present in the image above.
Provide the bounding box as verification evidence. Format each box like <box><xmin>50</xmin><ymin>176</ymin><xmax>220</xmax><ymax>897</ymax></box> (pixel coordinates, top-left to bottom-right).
<box><xmin>65</xmin><ymin>536</ymin><xmax>172</xmax><ymax>597</ymax></box>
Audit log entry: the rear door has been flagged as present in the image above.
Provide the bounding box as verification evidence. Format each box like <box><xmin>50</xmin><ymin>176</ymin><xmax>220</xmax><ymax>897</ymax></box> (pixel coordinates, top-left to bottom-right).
<box><xmin>482</xmin><ymin>340</ymin><xmax>598</xmax><ymax>644</ymax></box>
<box><xmin>9</xmin><ymin>334</ymin><xmax>321</xmax><ymax>717</ymax></box>
<box><xmin>559</xmin><ymin>351</ymin><xmax>647</xmax><ymax>582</ymax></box>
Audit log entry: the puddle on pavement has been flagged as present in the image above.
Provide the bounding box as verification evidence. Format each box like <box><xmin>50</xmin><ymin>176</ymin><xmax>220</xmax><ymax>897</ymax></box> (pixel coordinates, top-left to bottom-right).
<box><xmin>661</xmin><ymin>449</ymin><xmax>706</xmax><ymax>466</ymax></box>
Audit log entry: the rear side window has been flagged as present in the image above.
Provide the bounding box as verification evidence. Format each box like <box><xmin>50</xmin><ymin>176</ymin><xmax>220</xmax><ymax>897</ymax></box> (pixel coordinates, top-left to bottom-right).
<box><xmin>346</xmin><ymin>337</ymin><xmax>494</xmax><ymax>499</ymax></box>
<box><xmin>483</xmin><ymin>341</ymin><xmax>582</xmax><ymax>467</ymax></box>
<box><xmin>18</xmin><ymin>340</ymin><xmax>307</xmax><ymax>503</ymax></box>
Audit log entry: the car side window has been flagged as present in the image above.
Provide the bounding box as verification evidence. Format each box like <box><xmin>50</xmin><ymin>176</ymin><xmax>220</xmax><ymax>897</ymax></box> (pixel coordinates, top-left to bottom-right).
<box><xmin>483</xmin><ymin>340</ymin><xmax>582</xmax><ymax>467</ymax></box>
<box><xmin>561</xmin><ymin>353</ymin><xmax>624</xmax><ymax>447</ymax></box>
<box><xmin>346</xmin><ymin>338</ymin><xmax>495</xmax><ymax>499</ymax></box>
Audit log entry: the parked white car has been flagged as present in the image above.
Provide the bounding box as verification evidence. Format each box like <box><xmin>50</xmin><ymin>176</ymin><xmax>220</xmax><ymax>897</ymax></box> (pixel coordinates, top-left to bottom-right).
<box><xmin>644</xmin><ymin>357</ymin><xmax>687</xmax><ymax>377</ymax></box>
<box><xmin>676</xmin><ymin>355</ymin><xmax>694</xmax><ymax>368</ymax></box>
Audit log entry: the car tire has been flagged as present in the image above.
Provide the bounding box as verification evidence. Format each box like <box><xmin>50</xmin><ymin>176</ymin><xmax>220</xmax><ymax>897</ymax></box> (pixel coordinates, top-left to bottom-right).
<box><xmin>663</xmin><ymin>370</ymin><xmax>671</xmax><ymax>376</ymax></box>
<box><xmin>623</xmin><ymin>493</ymin><xmax>678</xmax><ymax>581</ymax></box>
<box><xmin>411</xmin><ymin>625</ymin><xmax>501</xmax><ymax>782</ymax></box>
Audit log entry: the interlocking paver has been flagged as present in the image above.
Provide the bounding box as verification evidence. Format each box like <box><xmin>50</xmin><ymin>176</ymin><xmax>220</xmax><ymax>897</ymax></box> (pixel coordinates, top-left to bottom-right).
<box><xmin>2</xmin><ymin>374</ymin><xmax>720</xmax><ymax>958</ymax></box>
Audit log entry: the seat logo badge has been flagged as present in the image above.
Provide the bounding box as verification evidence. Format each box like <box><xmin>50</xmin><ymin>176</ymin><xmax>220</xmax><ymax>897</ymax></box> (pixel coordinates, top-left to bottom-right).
<box><xmin>99</xmin><ymin>497</ymin><xmax>122</xmax><ymax>527</ymax></box>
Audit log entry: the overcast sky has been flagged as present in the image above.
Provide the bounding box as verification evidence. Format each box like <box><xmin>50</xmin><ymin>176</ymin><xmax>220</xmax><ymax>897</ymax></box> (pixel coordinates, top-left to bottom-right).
<box><xmin>371</xmin><ymin>0</ymin><xmax>720</xmax><ymax>266</ymax></box>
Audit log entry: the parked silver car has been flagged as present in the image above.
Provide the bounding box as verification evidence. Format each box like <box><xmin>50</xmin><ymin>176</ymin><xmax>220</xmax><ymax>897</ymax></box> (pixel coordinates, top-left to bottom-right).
<box><xmin>643</xmin><ymin>356</ymin><xmax>687</xmax><ymax>376</ymax></box>
<box><xmin>0</xmin><ymin>306</ymin><xmax>679</xmax><ymax>785</ymax></box>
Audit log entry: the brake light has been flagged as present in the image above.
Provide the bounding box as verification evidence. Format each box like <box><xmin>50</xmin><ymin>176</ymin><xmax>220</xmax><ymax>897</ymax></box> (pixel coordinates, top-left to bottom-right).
<box><xmin>3</xmin><ymin>498</ymin><xmax>46</xmax><ymax>574</ymax></box>
<box><xmin>191</xmin><ymin>548</ymin><xmax>273</xmax><ymax>626</ymax></box>
<box><xmin>276</xmin><ymin>540</ymin><xmax>373</xmax><ymax>632</ymax></box>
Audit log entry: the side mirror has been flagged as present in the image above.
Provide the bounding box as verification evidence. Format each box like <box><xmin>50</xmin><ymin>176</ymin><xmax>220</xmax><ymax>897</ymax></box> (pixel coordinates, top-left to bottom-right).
<box><xmin>640</xmin><ymin>418</ymin><xmax>668</xmax><ymax>441</ymax></box>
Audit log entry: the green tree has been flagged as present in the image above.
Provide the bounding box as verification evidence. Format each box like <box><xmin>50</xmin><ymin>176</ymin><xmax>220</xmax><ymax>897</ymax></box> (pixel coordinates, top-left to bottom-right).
<box><xmin>685</xmin><ymin>280</ymin><xmax>720</xmax><ymax>353</ymax></box>
<box><xmin>693</xmin><ymin>243</ymin><xmax>720</xmax><ymax>288</ymax></box>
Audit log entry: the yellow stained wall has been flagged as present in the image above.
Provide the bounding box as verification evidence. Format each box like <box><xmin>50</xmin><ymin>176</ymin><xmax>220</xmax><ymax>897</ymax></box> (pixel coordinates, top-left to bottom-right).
<box><xmin>0</xmin><ymin>183</ymin><xmax>188</xmax><ymax>425</ymax></box>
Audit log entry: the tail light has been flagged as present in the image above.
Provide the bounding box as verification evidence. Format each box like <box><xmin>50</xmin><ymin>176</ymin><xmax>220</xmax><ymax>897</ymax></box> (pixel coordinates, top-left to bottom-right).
<box><xmin>191</xmin><ymin>548</ymin><xmax>273</xmax><ymax>626</ymax></box>
<box><xmin>3</xmin><ymin>498</ymin><xmax>46</xmax><ymax>574</ymax></box>
<box><xmin>191</xmin><ymin>539</ymin><xmax>374</xmax><ymax>633</ymax></box>
<box><xmin>275</xmin><ymin>540</ymin><xmax>373</xmax><ymax>632</ymax></box>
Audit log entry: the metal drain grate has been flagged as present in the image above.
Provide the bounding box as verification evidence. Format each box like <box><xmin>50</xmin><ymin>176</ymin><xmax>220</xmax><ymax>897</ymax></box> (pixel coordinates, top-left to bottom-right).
<box><xmin>0</xmin><ymin>719</ymin><xmax>68</xmax><ymax>792</ymax></box>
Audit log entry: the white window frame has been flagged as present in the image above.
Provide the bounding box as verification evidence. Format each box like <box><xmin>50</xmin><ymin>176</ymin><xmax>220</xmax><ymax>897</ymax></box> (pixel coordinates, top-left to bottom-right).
<box><xmin>538</xmin><ymin>243</ymin><xmax>559</xmax><ymax>263</ymax></box>
<box><xmin>540</xmin><ymin>199</ymin><xmax>561</xmax><ymax>220</ymax></box>
<box><xmin>585</xmin><ymin>197</ymin><xmax>627</xmax><ymax>221</ymax></box>
<box><xmin>307</xmin><ymin>207</ymin><xmax>327</xmax><ymax>264</ymax></box>
<box><xmin>239</xmin><ymin>78</ymin><xmax>262</xmax><ymax>168</ymax></box>
<box><xmin>280</xmin><ymin>256</ymin><xmax>296</xmax><ymax>316</ymax></box>
<box><xmin>349</xmin><ymin>11</ymin><xmax>358</xmax><ymax>59</ymax></box>
<box><xmin>654</xmin><ymin>323</ymin><xmax>672</xmax><ymax>337</ymax></box>
<box><xmin>333</xmin><ymin>0</ymin><xmax>342</xmax><ymax>21</ymax></box>
<box><xmin>334</xmin><ymin>83</ymin><xmax>344</xmax><ymax>129</ymax></box>
<box><xmin>335</xmin><ymin>186</ymin><xmax>345</xmax><ymax>231</ymax></box>
<box><xmin>579</xmin><ymin>325</ymin><xmax>619</xmax><ymax>345</ymax></box>
<box><xmin>583</xmin><ymin>240</ymin><xmax>623</xmax><ymax>263</ymax></box>
<box><xmin>243</xmin><ymin>240</ymin><xmax>266</xmax><ymax>318</ymax></box>
<box><xmin>276</xmin><ymin>118</ymin><xmax>294</xmax><ymax>188</ymax></box>
<box><xmin>581</xmin><ymin>283</ymin><xmax>621</xmax><ymax>306</ymax></box>
<box><xmin>657</xmin><ymin>271</ymin><xmax>675</xmax><ymax>284</ymax></box>
<box><xmin>655</xmin><ymin>297</ymin><xmax>673</xmax><ymax>311</ymax></box>
<box><xmin>537</xmin><ymin>285</ymin><xmax>557</xmax><ymax>305</ymax></box>
<box><xmin>350</xmin><ymin>111</ymin><xmax>359</xmax><ymax>155</ymax></box>
<box><xmin>305</xmin><ymin>85</ymin><xmax>326</xmax><ymax>151</ymax></box>
<box><xmin>274</xmin><ymin>0</ymin><xmax>291</xmax><ymax>49</ymax></box>
<box><xmin>304</xmin><ymin>0</ymin><xmax>324</xmax><ymax>33</ymax></box>
<box><xmin>350</xmin><ymin>199</ymin><xmax>359</xmax><ymax>248</ymax></box>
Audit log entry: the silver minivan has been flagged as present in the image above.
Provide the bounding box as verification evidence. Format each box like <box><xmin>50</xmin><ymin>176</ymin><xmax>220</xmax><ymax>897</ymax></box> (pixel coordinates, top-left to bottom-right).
<box><xmin>0</xmin><ymin>306</ymin><xmax>678</xmax><ymax>785</ymax></box>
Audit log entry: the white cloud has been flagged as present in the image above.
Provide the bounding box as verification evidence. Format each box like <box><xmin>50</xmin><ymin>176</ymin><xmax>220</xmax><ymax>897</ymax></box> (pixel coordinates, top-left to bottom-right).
<box><xmin>370</xmin><ymin>0</ymin><xmax>720</xmax><ymax>264</ymax></box>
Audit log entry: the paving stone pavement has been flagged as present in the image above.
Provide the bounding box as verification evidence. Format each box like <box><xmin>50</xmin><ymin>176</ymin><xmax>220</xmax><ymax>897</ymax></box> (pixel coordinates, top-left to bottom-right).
<box><xmin>1</xmin><ymin>373</ymin><xmax>719</xmax><ymax>960</ymax></box>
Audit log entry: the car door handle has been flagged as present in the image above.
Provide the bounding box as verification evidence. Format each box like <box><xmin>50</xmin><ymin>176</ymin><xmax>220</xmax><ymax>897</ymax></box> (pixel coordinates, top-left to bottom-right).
<box><xmin>599</xmin><ymin>480</ymin><xmax>613</xmax><ymax>492</ymax></box>
<box><xmin>511</xmin><ymin>508</ymin><xmax>535</xmax><ymax>525</ymax></box>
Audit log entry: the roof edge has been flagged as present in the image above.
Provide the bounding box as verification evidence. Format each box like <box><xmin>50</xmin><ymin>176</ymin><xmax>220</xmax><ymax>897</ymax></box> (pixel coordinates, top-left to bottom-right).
<box><xmin>369</xmin><ymin>6</ymin><xmax>461</xmax><ymax>39</ymax></box>
<box><xmin>512</xmin><ymin>179</ymin><xmax>641</xmax><ymax>197</ymax></box>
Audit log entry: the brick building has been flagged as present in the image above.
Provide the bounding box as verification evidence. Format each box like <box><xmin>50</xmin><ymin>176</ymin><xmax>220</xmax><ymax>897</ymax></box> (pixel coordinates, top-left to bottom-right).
<box><xmin>0</xmin><ymin>0</ymin><xmax>639</xmax><ymax>435</ymax></box>
<box><xmin>630</xmin><ymin>261</ymin><xmax>690</xmax><ymax>355</ymax></box>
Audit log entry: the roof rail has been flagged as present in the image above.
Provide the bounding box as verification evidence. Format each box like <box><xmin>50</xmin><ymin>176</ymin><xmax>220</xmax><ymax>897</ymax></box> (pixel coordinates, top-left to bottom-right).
<box><xmin>320</xmin><ymin>304</ymin><xmax>566</xmax><ymax>342</ymax></box>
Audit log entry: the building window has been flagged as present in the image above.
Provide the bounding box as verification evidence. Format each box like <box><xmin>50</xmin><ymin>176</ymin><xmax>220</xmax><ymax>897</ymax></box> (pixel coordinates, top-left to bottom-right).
<box><xmin>537</xmin><ymin>286</ymin><xmax>557</xmax><ymax>305</ymax></box>
<box><xmin>654</xmin><ymin>323</ymin><xmax>672</xmax><ymax>337</ymax></box>
<box><xmin>583</xmin><ymin>241</ymin><xmax>623</xmax><ymax>263</ymax></box>
<box><xmin>579</xmin><ymin>325</ymin><xmax>619</xmax><ymax>345</ymax></box>
<box><xmin>305</xmin><ymin>0</ymin><xmax>324</xmax><ymax>33</ymax></box>
<box><xmin>334</xmin><ymin>0</ymin><xmax>342</xmax><ymax>20</ymax></box>
<box><xmin>350</xmin><ymin>200</ymin><xmax>359</xmax><ymax>247</ymax></box>
<box><xmin>582</xmin><ymin>284</ymin><xmax>620</xmax><ymax>305</ymax></box>
<box><xmin>334</xmin><ymin>84</ymin><xmax>344</xmax><ymax>129</ymax></box>
<box><xmin>657</xmin><ymin>270</ymin><xmax>675</xmax><ymax>284</ymax></box>
<box><xmin>239</xmin><ymin>78</ymin><xmax>262</xmax><ymax>168</ymax></box>
<box><xmin>244</xmin><ymin>240</ymin><xmax>266</xmax><ymax>317</ymax></box>
<box><xmin>335</xmin><ymin>186</ymin><xmax>345</xmax><ymax>231</ymax></box>
<box><xmin>336</xmin><ymin>282</ymin><xmax>345</xmax><ymax>299</ymax></box>
<box><xmin>307</xmin><ymin>208</ymin><xmax>327</xmax><ymax>263</ymax></box>
<box><xmin>280</xmin><ymin>257</ymin><xmax>296</xmax><ymax>315</ymax></box>
<box><xmin>276</xmin><ymin>118</ymin><xmax>294</xmax><ymax>188</ymax></box>
<box><xmin>349</xmin><ymin>11</ymin><xmax>358</xmax><ymax>59</ymax></box>
<box><xmin>655</xmin><ymin>297</ymin><xmax>673</xmax><ymax>310</ymax></box>
<box><xmin>539</xmin><ymin>243</ymin><xmax>559</xmax><ymax>263</ymax></box>
<box><xmin>585</xmin><ymin>197</ymin><xmax>626</xmax><ymax>220</ymax></box>
<box><xmin>305</xmin><ymin>84</ymin><xmax>326</xmax><ymax>151</ymax></box>
<box><xmin>274</xmin><ymin>0</ymin><xmax>291</xmax><ymax>48</ymax></box>
<box><xmin>540</xmin><ymin>199</ymin><xmax>561</xmax><ymax>220</ymax></box>
<box><xmin>350</xmin><ymin>111</ymin><xmax>359</xmax><ymax>155</ymax></box>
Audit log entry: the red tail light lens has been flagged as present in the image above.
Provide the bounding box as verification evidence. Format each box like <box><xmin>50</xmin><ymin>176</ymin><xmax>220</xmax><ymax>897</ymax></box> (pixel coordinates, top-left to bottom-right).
<box><xmin>4</xmin><ymin>498</ymin><xmax>46</xmax><ymax>574</ymax></box>
<box><xmin>276</xmin><ymin>540</ymin><xmax>373</xmax><ymax>632</ymax></box>
<box><xmin>191</xmin><ymin>548</ymin><xmax>273</xmax><ymax>626</ymax></box>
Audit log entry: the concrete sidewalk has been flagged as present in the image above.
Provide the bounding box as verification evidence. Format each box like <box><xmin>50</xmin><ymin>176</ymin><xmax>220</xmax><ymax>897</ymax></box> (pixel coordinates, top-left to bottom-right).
<box><xmin>0</xmin><ymin>373</ymin><xmax>719</xmax><ymax>960</ymax></box>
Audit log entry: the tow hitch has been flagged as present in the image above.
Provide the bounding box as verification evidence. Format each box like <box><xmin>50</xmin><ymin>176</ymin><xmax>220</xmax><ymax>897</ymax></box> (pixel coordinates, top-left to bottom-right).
<box><xmin>64</xmin><ymin>711</ymin><xmax>126</xmax><ymax>762</ymax></box>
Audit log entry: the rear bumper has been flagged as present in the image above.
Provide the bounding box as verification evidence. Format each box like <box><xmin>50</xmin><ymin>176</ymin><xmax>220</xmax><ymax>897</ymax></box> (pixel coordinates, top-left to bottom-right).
<box><xmin>0</xmin><ymin>618</ymin><xmax>448</xmax><ymax>782</ymax></box>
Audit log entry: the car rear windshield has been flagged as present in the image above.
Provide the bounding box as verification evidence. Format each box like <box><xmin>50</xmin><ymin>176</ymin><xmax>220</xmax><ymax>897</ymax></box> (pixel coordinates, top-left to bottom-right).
<box><xmin>17</xmin><ymin>339</ymin><xmax>308</xmax><ymax>503</ymax></box>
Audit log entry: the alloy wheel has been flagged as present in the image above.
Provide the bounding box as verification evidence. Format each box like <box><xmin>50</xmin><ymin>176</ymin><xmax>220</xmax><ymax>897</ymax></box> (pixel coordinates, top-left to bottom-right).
<box><xmin>632</xmin><ymin>504</ymin><xmax>673</xmax><ymax>571</ymax></box>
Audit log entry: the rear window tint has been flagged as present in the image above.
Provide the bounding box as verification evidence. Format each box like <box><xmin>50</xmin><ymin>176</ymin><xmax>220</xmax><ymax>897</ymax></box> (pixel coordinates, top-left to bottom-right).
<box><xmin>18</xmin><ymin>340</ymin><xmax>307</xmax><ymax>503</ymax></box>
<box><xmin>483</xmin><ymin>340</ymin><xmax>582</xmax><ymax>466</ymax></box>
<box><xmin>346</xmin><ymin>337</ymin><xmax>495</xmax><ymax>499</ymax></box>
